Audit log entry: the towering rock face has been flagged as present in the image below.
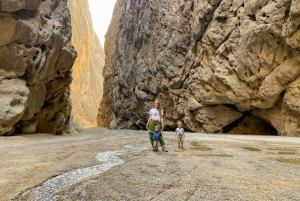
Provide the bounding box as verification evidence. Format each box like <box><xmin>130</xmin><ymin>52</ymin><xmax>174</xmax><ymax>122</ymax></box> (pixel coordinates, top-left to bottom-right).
<box><xmin>0</xmin><ymin>0</ymin><xmax>78</xmax><ymax>136</ymax></box>
<box><xmin>99</xmin><ymin>0</ymin><xmax>300</xmax><ymax>137</ymax></box>
<box><xmin>68</xmin><ymin>0</ymin><xmax>105</xmax><ymax>126</ymax></box>
<box><xmin>98</xmin><ymin>0</ymin><xmax>124</xmax><ymax>128</ymax></box>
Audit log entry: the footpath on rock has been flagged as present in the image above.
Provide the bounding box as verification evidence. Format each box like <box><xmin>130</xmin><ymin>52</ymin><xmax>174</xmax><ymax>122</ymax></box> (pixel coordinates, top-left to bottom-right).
<box><xmin>1</xmin><ymin>127</ymin><xmax>300</xmax><ymax>201</ymax></box>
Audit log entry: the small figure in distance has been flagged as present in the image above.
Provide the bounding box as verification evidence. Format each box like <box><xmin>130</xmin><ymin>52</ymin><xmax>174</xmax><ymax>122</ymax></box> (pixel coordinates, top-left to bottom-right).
<box><xmin>175</xmin><ymin>121</ymin><xmax>185</xmax><ymax>149</ymax></box>
<box><xmin>151</xmin><ymin>125</ymin><xmax>161</xmax><ymax>152</ymax></box>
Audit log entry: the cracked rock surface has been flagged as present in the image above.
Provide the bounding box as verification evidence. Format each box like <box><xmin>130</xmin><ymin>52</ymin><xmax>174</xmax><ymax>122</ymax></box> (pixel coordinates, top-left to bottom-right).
<box><xmin>98</xmin><ymin>0</ymin><xmax>300</xmax><ymax>136</ymax></box>
<box><xmin>0</xmin><ymin>0</ymin><xmax>78</xmax><ymax>135</ymax></box>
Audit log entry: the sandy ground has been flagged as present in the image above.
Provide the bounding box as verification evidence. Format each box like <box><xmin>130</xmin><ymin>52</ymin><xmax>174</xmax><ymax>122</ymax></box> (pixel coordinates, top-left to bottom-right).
<box><xmin>1</xmin><ymin>127</ymin><xmax>300</xmax><ymax>201</ymax></box>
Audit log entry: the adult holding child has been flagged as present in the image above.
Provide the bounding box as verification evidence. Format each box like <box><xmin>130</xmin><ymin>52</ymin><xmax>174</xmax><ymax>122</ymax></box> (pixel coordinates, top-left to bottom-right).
<box><xmin>146</xmin><ymin>98</ymin><xmax>168</xmax><ymax>152</ymax></box>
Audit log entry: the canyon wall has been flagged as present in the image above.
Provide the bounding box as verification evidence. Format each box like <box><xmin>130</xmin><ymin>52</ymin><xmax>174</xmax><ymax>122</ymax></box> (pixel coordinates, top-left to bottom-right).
<box><xmin>98</xmin><ymin>0</ymin><xmax>124</xmax><ymax>128</ymax></box>
<box><xmin>68</xmin><ymin>0</ymin><xmax>105</xmax><ymax>126</ymax></box>
<box><xmin>0</xmin><ymin>0</ymin><xmax>78</xmax><ymax>135</ymax></box>
<box><xmin>98</xmin><ymin>0</ymin><xmax>300</xmax><ymax>136</ymax></box>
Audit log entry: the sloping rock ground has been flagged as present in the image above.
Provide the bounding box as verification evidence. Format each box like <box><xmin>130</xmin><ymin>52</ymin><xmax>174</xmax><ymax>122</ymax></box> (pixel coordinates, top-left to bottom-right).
<box><xmin>98</xmin><ymin>0</ymin><xmax>300</xmax><ymax>136</ymax></box>
<box><xmin>68</xmin><ymin>0</ymin><xmax>105</xmax><ymax>126</ymax></box>
<box><xmin>0</xmin><ymin>128</ymin><xmax>298</xmax><ymax>200</ymax></box>
<box><xmin>0</xmin><ymin>0</ymin><xmax>79</xmax><ymax>135</ymax></box>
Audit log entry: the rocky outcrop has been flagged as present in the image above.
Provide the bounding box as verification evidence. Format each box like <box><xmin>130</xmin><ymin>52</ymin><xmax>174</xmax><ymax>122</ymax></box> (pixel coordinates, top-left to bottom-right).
<box><xmin>68</xmin><ymin>0</ymin><xmax>105</xmax><ymax>126</ymax></box>
<box><xmin>99</xmin><ymin>0</ymin><xmax>300</xmax><ymax>136</ymax></box>
<box><xmin>97</xmin><ymin>0</ymin><xmax>124</xmax><ymax>128</ymax></box>
<box><xmin>0</xmin><ymin>0</ymin><xmax>78</xmax><ymax>135</ymax></box>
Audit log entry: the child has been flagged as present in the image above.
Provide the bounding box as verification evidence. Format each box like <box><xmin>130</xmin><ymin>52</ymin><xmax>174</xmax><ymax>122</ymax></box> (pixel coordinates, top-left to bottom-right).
<box><xmin>151</xmin><ymin>125</ymin><xmax>161</xmax><ymax>152</ymax></box>
<box><xmin>175</xmin><ymin>121</ymin><xmax>185</xmax><ymax>149</ymax></box>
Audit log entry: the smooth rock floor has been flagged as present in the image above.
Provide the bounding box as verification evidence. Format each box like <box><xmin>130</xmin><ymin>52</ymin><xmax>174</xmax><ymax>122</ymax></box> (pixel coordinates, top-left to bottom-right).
<box><xmin>1</xmin><ymin>128</ymin><xmax>299</xmax><ymax>201</ymax></box>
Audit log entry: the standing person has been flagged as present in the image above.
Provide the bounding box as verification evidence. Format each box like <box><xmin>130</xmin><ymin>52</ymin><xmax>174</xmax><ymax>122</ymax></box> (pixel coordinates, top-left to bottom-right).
<box><xmin>175</xmin><ymin>121</ymin><xmax>185</xmax><ymax>149</ymax></box>
<box><xmin>146</xmin><ymin>99</ymin><xmax>168</xmax><ymax>152</ymax></box>
<box><xmin>151</xmin><ymin>125</ymin><xmax>161</xmax><ymax>152</ymax></box>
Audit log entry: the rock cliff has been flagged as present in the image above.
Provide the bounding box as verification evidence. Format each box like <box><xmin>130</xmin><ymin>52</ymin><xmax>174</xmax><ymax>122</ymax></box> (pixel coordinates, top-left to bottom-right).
<box><xmin>68</xmin><ymin>0</ymin><xmax>105</xmax><ymax>126</ymax></box>
<box><xmin>0</xmin><ymin>0</ymin><xmax>78</xmax><ymax>135</ymax></box>
<box><xmin>99</xmin><ymin>0</ymin><xmax>300</xmax><ymax>136</ymax></box>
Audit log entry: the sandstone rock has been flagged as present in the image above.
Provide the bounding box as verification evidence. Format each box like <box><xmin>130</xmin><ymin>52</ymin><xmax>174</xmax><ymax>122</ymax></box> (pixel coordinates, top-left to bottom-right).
<box><xmin>193</xmin><ymin>105</ymin><xmax>243</xmax><ymax>133</ymax></box>
<box><xmin>97</xmin><ymin>0</ymin><xmax>124</xmax><ymax>127</ymax></box>
<box><xmin>64</xmin><ymin>114</ymin><xmax>83</xmax><ymax>134</ymax></box>
<box><xmin>0</xmin><ymin>0</ymin><xmax>77</xmax><ymax>135</ymax></box>
<box><xmin>0</xmin><ymin>79</ymin><xmax>29</xmax><ymax>135</ymax></box>
<box><xmin>99</xmin><ymin>0</ymin><xmax>300</xmax><ymax>136</ymax></box>
<box><xmin>68</xmin><ymin>0</ymin><xmax>105</xmax><ymax>126</ymax></box>
<box><xmin>0</xmin><ymin>0</ymin><xmax>41</xmax><ymax>12</ymax></box>
<box><xmin>187</xmin><ymin>96</ymin><xmax>204</xmax><ymax>111</ymax></box>
<box><xmin>0</xmin><ymin>0</ymin><xmax>26</xmax><ymax>12</ymax></box>
<box><xmin>0</xmin><ymin>44</ymin><xmax>28</xmax><ymax>79</ymax></box>
<box><xmin>0</xmin><ymin>16</ymin><xmax>17</xmax><ymax>47</ymax></box>
<box><xmin>284</xmin><ymin>77</ymin><xmax>300</xmax><ymax>115</ymax></box>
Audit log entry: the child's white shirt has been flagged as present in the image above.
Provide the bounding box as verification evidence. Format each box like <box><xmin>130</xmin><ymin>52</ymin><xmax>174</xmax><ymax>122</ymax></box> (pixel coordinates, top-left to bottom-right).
<box><xmin>175</xmin><ymin>127</ymin><xmax>184</xmax><ymax>136</ymax></box>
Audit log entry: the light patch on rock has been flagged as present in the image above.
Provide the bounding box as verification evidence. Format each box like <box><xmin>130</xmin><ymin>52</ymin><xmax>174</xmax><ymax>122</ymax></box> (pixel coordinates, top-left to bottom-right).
<box><xmin>16</xmin><ymin>150</ymin><xmax>126</xmax><ymax>200</ymax></box>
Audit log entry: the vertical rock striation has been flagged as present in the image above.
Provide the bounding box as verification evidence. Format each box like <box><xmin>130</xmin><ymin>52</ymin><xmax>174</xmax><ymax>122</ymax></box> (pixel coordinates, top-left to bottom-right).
<box><xmin>0</xmin><ymin>0</ymin><xmax>78</xmax><ymax>135</ymax></box>
<box><xmin>97</xmin><ymin>0</ymin><xmax>124</xmax><ymax>128</ymax></box>
<box><xmin>68</xmin><ymin>0</ymin><xmax>105</xmax><ymax>126</ymax></box>
<box><xmin>99</xmin><ymin>0</ymin><xmax>300</xmax><ymax>136</ymax></box>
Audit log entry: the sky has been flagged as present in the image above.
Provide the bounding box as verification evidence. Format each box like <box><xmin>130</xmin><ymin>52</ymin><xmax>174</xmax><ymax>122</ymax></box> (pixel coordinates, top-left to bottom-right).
<box><xmin>88</xmin><ymin>0</ymin><xmax>117</xmax><ymax>46</ymax></box>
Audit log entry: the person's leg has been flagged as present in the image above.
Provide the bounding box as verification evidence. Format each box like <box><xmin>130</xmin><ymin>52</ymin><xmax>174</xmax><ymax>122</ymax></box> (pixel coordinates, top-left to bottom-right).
<box><xmin>160</xmin><ymin>135</ymin><xmax>168</xmax><ymax>152</ymax></box>
<box><xmin>179</xmin><ymin>138</ymin><xmax>182</xmax><ymax>148</ymax></box>
<box><xmin>154</xmin><ymin>141</ymin><xmax>158</xmax><ymax>151</ymax></box>
<box><xmin>159</xmin><ymin>134</ymin><xmax>165</xmax><ymax>146</ymax></box>
<box><xmin>177</xmin><ymin>137</ymin><xmax>180</xmax><ymax>148</ymax></box>
<box><xmin>149</xmin><ymin>132</ymin><xmax>154</xmax><ymax>148</ymax></box>
<box><xmin>148</xmin><ymin>122</ymin><xmax>155</xmax><ymax>148</ymax></box>
<box><xmin>156</xmin><ymin>123</ymin><xmax>168</xmax><ymax>152</ymax></box>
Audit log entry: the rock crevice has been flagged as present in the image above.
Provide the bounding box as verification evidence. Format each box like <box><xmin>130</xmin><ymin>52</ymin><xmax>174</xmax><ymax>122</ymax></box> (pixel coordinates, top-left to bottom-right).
<box><xmin>68</xmin><ymin>0</ymin><xmax>105</xmax><ymax>126</ymax></box>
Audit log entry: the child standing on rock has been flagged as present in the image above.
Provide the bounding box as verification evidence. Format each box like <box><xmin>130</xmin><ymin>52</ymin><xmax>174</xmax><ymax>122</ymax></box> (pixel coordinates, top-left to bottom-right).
<box><xmin>175</xmin><ymin>121</ymin><xmax>185</xmax><ymax>149</ymax></box>
<box><xmin>151</xmin><ymin>125</ymin><xmax>161</xmax><ymax>152</ymax></box>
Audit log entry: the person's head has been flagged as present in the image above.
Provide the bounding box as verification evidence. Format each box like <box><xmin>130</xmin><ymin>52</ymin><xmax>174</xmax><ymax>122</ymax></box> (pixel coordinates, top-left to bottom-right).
<box><xmin>154</xmin><ymin>98</ymin><xmax>162</xmax><ymax>116</ymax></box>
<box><xmin>154</xmin><ymin>99</ymin><xmax>160</xmax><ymax>109</ymax></box>
<box><xmin>178</xmin><ymin>121</ymin><xmax>183</xmax><ymax>128</ymax></box>
<box><xmin>154</xmin><ymin>125</ymin><xmax>159</xmax><ymax>131</ymax></box>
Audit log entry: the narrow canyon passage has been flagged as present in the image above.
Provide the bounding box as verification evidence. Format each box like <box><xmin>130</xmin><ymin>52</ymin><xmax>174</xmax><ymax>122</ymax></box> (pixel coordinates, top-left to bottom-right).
<box><xmin>1</xmin><ymin>1</ymin><xmax>300</xmax><ymax>201</ymax></box>
<box><xmin>68</xmin><ymin>0</ymin><xmax>105</xmax><ymax>126</ymax></box>
<box><xmin>1</xmin><ymin>0</ymin><xmax>300</xmax><ymax>137</ymax></box>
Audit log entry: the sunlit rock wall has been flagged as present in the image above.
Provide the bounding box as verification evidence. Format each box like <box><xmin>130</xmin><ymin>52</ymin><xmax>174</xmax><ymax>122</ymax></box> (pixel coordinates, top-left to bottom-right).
<box><xmin>97</xmin><ymin>0</ymin><xmax>124</xmax><ymax>128</ymax></box>
<box><xmin>99</xmin><ymin>0</ymin><xmax>300</xmax><ymax>137</ymax></box>
<box><xmin>68</xmin><ymin>0</ymin><xmax>104</xmax><ymax>126</ymax></box>
<box><xmin>0</xmin><ymin>0</ymin><xmax>78</xmax><ymax>135</ymax></box>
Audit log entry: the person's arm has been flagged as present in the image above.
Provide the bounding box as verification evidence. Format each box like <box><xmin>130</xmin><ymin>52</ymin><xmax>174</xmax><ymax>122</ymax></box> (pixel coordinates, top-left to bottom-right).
<box><xmin>183</xmin><ymin>130</ymin><xmax>185</xmax><ymax>138</ymax></box>
<box><xmin>175</xmin><ymin>131</ymin><xmax>177</xmax><ymax>138</ymax></box>
<box><xmin>161</xmin><ymin>116</ymin><xmax>164</xmax><ymax>131</ymax></box>
<box><xmin>146</xmin><ymin>114</ymin><xmax>152</xmax><ymax>132</ymax></box>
